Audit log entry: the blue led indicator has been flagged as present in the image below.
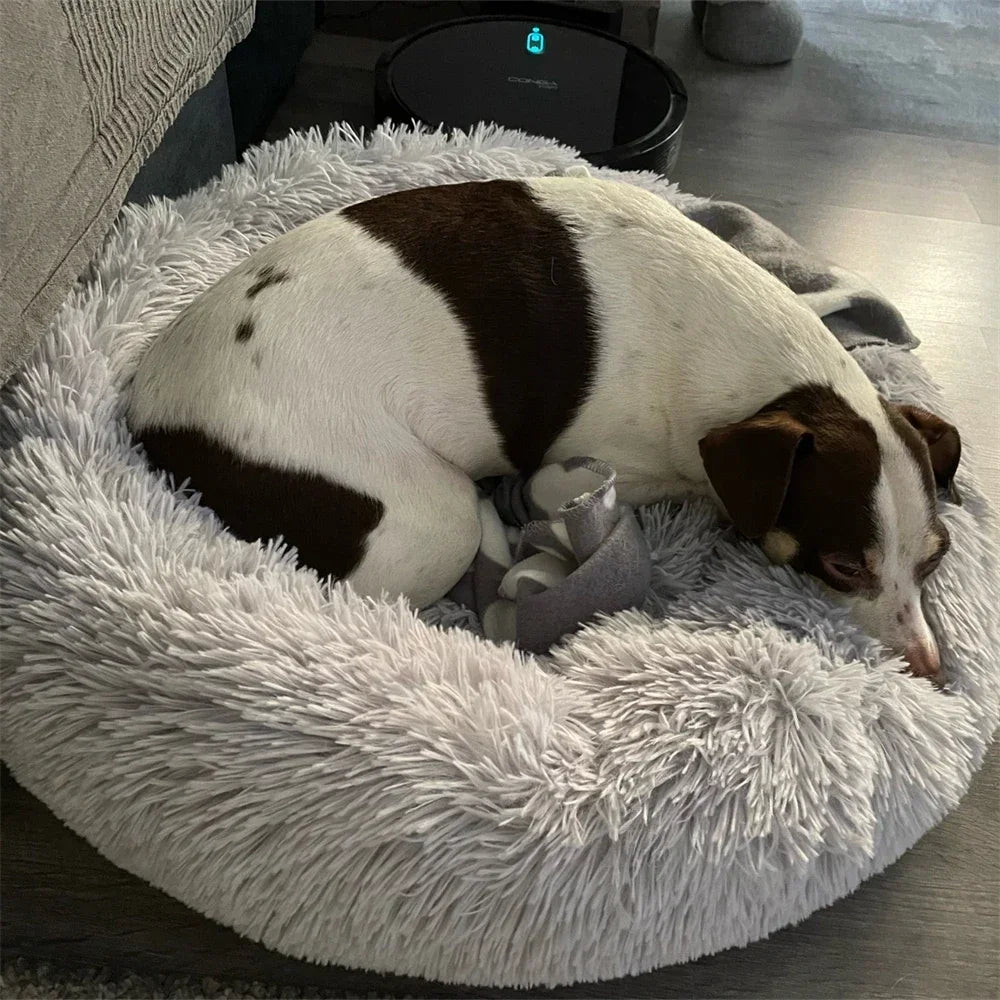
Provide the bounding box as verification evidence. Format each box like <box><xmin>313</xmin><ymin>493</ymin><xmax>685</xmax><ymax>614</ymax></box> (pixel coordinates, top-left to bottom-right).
<box><xmin>526</xmin><ymin>26</ymin><xmax>545</xmax><ymax>55</ymax></box>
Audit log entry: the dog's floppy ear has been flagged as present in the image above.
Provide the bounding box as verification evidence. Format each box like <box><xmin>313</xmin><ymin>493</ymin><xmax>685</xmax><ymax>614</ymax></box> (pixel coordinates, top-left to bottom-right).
<box><xmin>895</xmin><ymin>403</ymin><xmax>961</xmax><ymax>493</ymax></box>
<box><xmin>699</xmin><ymin>413</ymin><xmax>812</xmax><ymax>538</ymax></box>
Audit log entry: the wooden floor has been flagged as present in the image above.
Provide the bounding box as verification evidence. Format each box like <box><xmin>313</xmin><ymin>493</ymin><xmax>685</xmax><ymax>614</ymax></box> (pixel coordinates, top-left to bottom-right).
<box><xmin>5</xmin><ymin>1</ymin><xmax>998</xmax><ymax>997</ymax></box>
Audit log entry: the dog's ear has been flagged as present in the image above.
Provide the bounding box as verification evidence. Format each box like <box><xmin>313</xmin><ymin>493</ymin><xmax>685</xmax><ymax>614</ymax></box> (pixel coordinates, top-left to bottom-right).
<box><xmin>896</xmin><ymin>404</ymin><xmax>962</xmax><ymax>502</ymax></box>
<box><xmin>699</xmin><ymin>413</ymin><xmax>812</xmax><ymax>538</ymax></box>
<box><xmin>896</xmin><ymin>404</ymin><xmax>962</xmax><ymax>494</ymax></box>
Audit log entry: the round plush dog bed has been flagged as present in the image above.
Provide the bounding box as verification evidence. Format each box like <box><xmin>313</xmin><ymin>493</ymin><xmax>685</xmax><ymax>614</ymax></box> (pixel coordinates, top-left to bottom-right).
<box><xmin>2</xmin><ymin>125</ymin><xmax>998</xmax><ymax>989</ymax></box>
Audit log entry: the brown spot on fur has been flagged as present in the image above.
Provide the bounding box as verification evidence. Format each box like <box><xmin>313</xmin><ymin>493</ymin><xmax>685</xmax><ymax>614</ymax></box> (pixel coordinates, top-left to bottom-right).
<box><xmin>235</xmin><ymin>318</ymin><xmax>255</xmax><ymax>343</ymax></box>
<box><xmin>136</xmin><ymin>426</ymin><xmax>384</xmax><ymax>580</ymax></box>
<box><xmin>246</xmin><ymin>265</ymin><xmax>289</xmax><ymax>299</ymax></box>
<box><xmin>342</xmin><ymin>180</ymin><xmax>598</xmax><ymax>474</ymax></box>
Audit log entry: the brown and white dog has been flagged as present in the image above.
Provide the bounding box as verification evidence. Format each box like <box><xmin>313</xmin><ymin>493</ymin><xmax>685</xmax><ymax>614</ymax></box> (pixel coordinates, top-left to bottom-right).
<box><xmin>126</xmin><ymin>177</ymin><xmax>960</xmax><ymax>680</ymax></box>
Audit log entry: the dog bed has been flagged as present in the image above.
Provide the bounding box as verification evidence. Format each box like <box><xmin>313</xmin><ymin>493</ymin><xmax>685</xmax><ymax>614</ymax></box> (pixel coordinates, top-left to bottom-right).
<box><xmin>2</xmin><ymin>124</ymin><xmax>998</xmax><ymax>989</ymax></box>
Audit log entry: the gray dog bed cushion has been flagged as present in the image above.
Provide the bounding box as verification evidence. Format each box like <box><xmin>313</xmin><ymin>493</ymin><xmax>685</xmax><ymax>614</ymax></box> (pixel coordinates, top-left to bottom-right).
<box><xmin>2</xmin><ymin>125</ymin><xmax>998</xmax><ymax>989</ymax></box>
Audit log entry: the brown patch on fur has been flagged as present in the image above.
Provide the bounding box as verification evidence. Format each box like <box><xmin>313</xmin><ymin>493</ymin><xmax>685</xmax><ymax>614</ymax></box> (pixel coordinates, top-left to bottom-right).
<box><xmin>246</xmin><ymin>265</ymin><xmax>289</xmax><ymax>299</ymax></box>
<box><xmin>234</xmin><ymin>317</ymin><xmax>255</xmax><ymax>343</ymax></box>
<box><xmin>701</xmin><ymin>384</ymin><xmax>882</xmax><ymax>592</ymax></box>
<box><xmin>342</xmin><ymin>180</ymin><xmax>598</xmax><ymax>474</ymax></box>
<box><xmin>137</xmin><ymin>426</ymin><xmax>384</xmax><ymax>580</ymax></box>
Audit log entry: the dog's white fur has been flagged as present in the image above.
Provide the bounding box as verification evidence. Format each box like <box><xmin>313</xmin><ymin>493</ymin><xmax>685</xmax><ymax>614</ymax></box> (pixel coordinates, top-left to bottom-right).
<box><xmin>127</xmin><ymin>177</ymin><xmax>942</xmax><ymax>670</ymax></box>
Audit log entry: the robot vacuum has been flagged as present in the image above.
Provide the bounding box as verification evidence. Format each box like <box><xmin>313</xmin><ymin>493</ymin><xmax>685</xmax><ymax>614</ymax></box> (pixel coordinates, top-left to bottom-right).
<box><xmin>375</xmin><ymin>16</ymin><xmax>688</xmax><ymax>175</ymax></box>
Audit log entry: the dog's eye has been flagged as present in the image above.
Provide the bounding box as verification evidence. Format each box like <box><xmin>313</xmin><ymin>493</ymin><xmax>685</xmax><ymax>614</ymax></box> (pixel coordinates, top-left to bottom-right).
<box><xmin>832</xmin><ymin>561</ymin><xmax>862</xmax><ymax>576</ymax></box>
<box><xmin>820</xmin><ymin>554</ymin><xmax>872</xmax><ymax>590</ymax></box>
<box><xmin>917</xmin><ymin>551</ymin><xmax>944</xmax><ymax>580</ymax></box>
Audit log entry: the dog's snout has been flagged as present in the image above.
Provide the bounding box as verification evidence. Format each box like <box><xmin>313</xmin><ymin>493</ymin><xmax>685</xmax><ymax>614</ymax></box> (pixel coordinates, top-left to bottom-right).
<box><xmin>902</xmin><ymin>638</ymin><xmax>941</xmax><ymax>681</ymax></box>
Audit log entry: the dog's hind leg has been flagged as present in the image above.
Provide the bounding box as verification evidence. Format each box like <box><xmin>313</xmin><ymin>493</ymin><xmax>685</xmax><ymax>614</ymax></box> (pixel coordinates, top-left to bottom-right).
<box><xmin>347</xmin><ymin>449</ymin><xmax>482</xmax><ymax>608</ymax></box>
<box><xmin>134</xmin><ymin>424</ymin><xmax>481</xmax><ymax>608</ymax></box>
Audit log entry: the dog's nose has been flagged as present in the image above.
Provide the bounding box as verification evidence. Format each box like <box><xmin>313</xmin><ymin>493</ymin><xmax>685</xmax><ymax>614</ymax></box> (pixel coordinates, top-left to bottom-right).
<box><xmin>903</xmin><ymin>639</ymin><xmax>941</xmax><ymax>681</ymax></box>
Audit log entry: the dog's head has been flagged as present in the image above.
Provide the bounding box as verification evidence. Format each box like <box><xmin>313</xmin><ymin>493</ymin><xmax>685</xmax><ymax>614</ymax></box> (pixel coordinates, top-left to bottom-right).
<box><xmin>699</xmin><ymin>384</ymin><xmax>961</xmax><ymax>682</ymax></box>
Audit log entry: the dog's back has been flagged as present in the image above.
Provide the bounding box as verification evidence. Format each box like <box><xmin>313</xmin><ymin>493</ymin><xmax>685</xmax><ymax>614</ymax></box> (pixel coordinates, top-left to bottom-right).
<box><xmin>128</xmin><ymin>177</ymin><xmax>859</xmax><ymax>494</ymax></box>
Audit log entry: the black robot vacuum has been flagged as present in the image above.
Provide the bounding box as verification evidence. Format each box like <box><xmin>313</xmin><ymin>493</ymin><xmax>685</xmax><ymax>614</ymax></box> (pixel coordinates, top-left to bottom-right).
<box><xmin>375</xmin><ymin>16</ymin><xmax>688</xmax><ymax>175</ymax></box>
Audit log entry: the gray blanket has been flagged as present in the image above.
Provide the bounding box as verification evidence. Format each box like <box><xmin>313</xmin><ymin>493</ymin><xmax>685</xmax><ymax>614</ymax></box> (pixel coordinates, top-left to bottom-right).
<box><xmin>453</xmin><ymin>195</ymin><xmax>918</xmax><ymax>653</ymax></box>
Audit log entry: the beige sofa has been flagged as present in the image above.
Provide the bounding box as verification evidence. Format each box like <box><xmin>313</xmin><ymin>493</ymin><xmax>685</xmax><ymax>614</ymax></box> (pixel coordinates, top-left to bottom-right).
<box><xmin>0</xmin><ymin>0</ymin><xmax>255</xmax><ymax>386</ymax></box>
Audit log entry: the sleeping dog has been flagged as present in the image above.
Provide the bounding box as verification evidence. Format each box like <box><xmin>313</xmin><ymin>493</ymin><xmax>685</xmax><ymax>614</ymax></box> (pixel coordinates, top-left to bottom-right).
<box><xmin>126</xmin><ymin>177</ymin><xmax>960</xmax><ymax>681</ymax></box>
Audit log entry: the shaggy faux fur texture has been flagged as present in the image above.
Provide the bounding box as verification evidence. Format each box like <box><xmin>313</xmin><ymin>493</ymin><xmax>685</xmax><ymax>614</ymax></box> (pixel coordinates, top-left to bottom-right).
<box><xmin>1</xmin><ymin>125</ymin><xmax>998</xmax><ymax>990</ymax></box>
